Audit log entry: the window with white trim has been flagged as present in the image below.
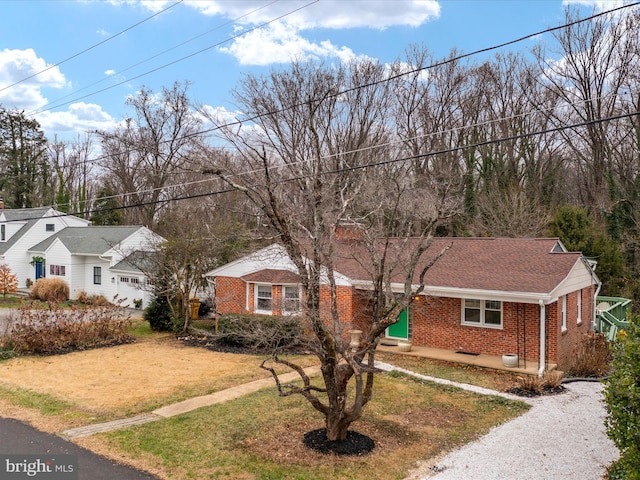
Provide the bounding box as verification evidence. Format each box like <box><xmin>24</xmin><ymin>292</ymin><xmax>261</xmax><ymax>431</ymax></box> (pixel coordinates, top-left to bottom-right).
<box><xmin>283</xmin><ymin>286</ymin><xmax>301</xmax><ymax>314</ymax></box>
<box><xmin>562</xmin><ymin>295</ymin><xmax>567</xmax><ymax>331</ymax></box>
<box><xmin>255</xmin><ymin>285</ymin><xmax>272</xmax><ymax>313</ymax></box>
<box><xmin>462</xmin><ymin>299</ymin><xmax>502</xmax><ymax>328</ymax></box>
<box><xmin>1</xmin><ymin>224</ymin><xmax>5</xmax><ymax>241</ymax></box>
<box><xmin>577</xmin><ymin>290</ymin><xmax>582</xmax><ymax>324</ymax></box>
<box><xmin>45</xmin><ymin>223</ymin><xmax>55</xmax><ymax>232</ymax></box>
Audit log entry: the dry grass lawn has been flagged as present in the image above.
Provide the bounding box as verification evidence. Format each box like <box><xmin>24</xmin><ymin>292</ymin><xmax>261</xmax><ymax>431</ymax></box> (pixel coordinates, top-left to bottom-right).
<box><xmin>0</xmin><ymin>326</ymin><xmax>529</xmax><ymax>479</ymax></box>
<box><xmin>0</xmin><ymin>333</ymin><xmax>292</xmax><ymax>419</ymax></box>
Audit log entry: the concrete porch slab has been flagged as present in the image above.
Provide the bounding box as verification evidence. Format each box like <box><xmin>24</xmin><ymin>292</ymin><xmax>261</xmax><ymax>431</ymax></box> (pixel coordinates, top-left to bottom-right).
<box><xmin>377</xmin><ymin>343</ymin><xmax>556</xmax><ymax>375</ymax></box>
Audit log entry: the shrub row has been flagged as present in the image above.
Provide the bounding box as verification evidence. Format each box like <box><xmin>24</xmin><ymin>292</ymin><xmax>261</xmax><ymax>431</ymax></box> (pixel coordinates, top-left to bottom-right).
<box><xmin>216</xmin><ymin>313</ymin><xmax>304</xmax><ymax>351</ymax></box>
<box><xmin>0</xmin><ymin>304</ymin><xmax>133</xmax><ymax>356</ymax></box>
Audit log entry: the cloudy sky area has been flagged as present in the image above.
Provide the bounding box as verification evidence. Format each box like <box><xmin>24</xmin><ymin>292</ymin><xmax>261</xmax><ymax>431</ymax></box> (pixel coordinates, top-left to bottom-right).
<box><xmin>0</xmin><ymin>0</ymin><xmax>630</xmax><ymax>141</ymax></box>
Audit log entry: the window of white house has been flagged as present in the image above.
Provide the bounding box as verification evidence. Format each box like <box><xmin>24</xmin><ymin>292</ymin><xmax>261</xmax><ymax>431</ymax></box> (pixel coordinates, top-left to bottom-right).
<box><xmin>119</xmin><ymin>276</ymin><xmax>142</xmax><ymax>285</ymax></box>
<box><xmin>562</xmin><ymin>295</ymin><xmax>567</xmax><ymax>331</ymax></box>
<box><xmin>93</xmin><ymin>266</ymin><xmax>102</xmax><ymax>285</ymax></box>
<box><xmin>577</xmin><ymin>290</ymin><xmax>582</xmax><ymax>324</ymax></box>
<box><xmin>283</xmin><ymin>286</ymin><xmax>301</xmax><ymax>314</ymax></box>
<box><xmin>1</xmin><ymin>224</ymin><xmax>5</xmax><ymax>241</ymax></box>
<box><xmin>49</xmin><ymin>265</ymin><xmax>66</xmax><ymax>276</ymax></box>
<box><xmin>462</xmin><ymin>299</ymin><xmax>502</xmax><ymax>328</ymax></box>
<box><xmin>256</xmin><ymin>285</ymin><xmax>272</xmax><ymax>313</ymax></box>
<box><xmin>45</xmin><ymin>224</ymin><xmax>55</xmax><ymax>232</ymax></box>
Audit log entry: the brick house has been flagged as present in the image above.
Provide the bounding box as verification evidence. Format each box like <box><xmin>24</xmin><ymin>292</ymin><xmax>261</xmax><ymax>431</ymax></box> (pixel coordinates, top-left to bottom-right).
<box><xmin>205</xmin><ymin>237</ymin><xmax>600</xmax><ymax>372</ymax></box>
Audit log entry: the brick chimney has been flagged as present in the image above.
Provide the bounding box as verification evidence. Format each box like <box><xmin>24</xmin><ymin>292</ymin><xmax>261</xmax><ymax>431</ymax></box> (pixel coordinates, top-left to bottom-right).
<box><xmin>333</xmin><ymin>222</ymin><xmax>365</xmax><ymax>240</ymax></box>
<box><xmin>0</xmin><ymin>198</ymin><xmax>4</xmax><ymax>210</ymax></box>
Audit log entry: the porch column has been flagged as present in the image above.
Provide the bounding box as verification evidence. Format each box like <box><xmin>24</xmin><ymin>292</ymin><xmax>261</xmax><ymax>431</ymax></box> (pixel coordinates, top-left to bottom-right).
<box><xmin>538</xmin><ymin>300</ymin><xmax>546</xmax><ymax>377</ymax></box>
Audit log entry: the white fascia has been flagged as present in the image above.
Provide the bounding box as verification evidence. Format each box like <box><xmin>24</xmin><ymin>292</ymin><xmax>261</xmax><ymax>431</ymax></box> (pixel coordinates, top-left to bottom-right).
<box><xmin>353</xmin><ymin>281</ymin><xmax>554</xmax><ymax>304</ymax></box>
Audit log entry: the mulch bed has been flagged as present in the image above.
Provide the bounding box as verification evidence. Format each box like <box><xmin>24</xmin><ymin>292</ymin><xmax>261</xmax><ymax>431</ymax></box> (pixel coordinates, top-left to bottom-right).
<box><xmin>303</xmin><ymin>429</ymin><xmax>375</xmax><ymax>456</ymax></box>
<box><xmin>506</xmin><ymin>385</ymin><xmax>566</xmax><ymax>397</ymax></box>
<box><xmin>178</xmin><ymin>334</ymin><xmax>308</xmax><ymax>355</ymax></box>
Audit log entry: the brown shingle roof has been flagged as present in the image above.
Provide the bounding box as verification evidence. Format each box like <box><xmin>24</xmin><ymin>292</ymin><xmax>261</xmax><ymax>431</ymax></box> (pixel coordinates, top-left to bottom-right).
<box><xmin>241</xmin><ymin>269</ymin><xmax>300</xmax><ymax>284</ymax></box>
<box><xmin>331</xmin><ymin>237</ymin><xmax>583</xmax><ymax>295</ymax></box>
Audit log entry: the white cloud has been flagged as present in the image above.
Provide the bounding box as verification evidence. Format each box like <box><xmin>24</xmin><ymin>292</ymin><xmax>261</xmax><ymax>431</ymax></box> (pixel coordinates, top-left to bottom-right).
<box><xmin>96</xmin><ymin>28</ymin><xmax>110</xmax><ymax>36</ymax></box>
<box><xmin>135</xmin><ymin>1</ymin><xmax>440</xmax><ymax>66</ymax></box>
<box><xmin>220</xmin><ymin>22</ymin><xmax>359</xmax><ymax>66</ymax></box>
<box><xmin>562</xmin><ymin>0</ymin><xmax>626</xmax><ymax>11</ymax></box>
<box><xmin>36</xmin><ymin>102</ymin><xmax>119</xmax><ymax>136</ymax></box>
<box><xmin>104</xmin><ymin>69</ymin><xmax>117</xmax><ymax>76</ymax></box>
<box><xmin>0</xmin><ymin>48</ymin><xmax>67</xmax><ymax>110</ymax></box>
<box><xmin>183</xmin><ymin>0</ymin><xmax>440</xmax><ymax>29</ymax></box>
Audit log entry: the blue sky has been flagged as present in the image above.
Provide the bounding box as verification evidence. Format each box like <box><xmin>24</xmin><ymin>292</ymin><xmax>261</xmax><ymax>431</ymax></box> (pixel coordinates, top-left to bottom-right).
<box><xmin>0</xmin><ymin>0</ymin><xmax>627</xmax><ymax>142</ymax></box>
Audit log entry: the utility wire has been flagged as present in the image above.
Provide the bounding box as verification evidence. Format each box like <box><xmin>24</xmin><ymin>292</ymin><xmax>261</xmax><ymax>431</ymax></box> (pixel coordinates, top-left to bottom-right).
<box><xmin>28</xmin><ymin>0</ymin><xmax>282</xmax><ymax>116</ymax></box>
<box><xmin>4</xmin><ymin>2</ymin><xmax>639</xmax><ymax>218</ymax></box>
<box><xmin>193</xmin><ymin>1</ymin><xmax>640</xmax><ymax>137</ymax></box>
<box><xmin>28</xmin><ymin>0</ymin><xmax>319</xmax><ymax>114</ymax></box>
<box><xmin>46</xmin><ymin>0</ymin><xmax>639</xmax><ymax>171</ymax></box>
<box><xmin>4</xmin><ymin>107</ymin><xmax>638</xmax><ymax>224</ymax></box>
<box><xmin>0</xmin><ymin>0</ymin><xmax>184</xmax><ymax>94</ymax></box>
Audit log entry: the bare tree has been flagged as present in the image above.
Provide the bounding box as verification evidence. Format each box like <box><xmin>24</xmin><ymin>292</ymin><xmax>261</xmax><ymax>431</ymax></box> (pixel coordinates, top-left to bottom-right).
<box><xmin>96</xmin><ymin>82</ymin><xmax>205</xmax><ymax>228</ymax></box>
<box><xmin>205</xmin><ymin>60</ymin><xmax>456</xmax><ymax>442</ymax></box>
<box><xmin>534</xmin><ymin>6</ymin><xmax>637</xmax><ymax>211</ymax></box>
<box><xmin>48</xmin><ymin>134</ymin><xmax>96</xmax><ymax>216</ymax></box>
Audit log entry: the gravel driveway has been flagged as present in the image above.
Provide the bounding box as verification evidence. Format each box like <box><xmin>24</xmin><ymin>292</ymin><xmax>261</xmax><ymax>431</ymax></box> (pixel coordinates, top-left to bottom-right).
<box><xmin>419</xmin><ymin>381</ymin><xmax>618</xmax><ymax>480</ymax></box>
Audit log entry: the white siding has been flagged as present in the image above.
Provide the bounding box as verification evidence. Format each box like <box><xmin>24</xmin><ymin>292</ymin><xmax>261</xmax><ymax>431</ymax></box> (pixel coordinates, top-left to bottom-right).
<box><xmin>115</xmin><ymin>273</ymin><xmax>150</xmax><ymax>308</ymax></box>
<box><xmin>551</xmin><ymin>260</ymin><xmax>597</xmax><ymax>299</ymax></box>
<box><xmin>3</xmin><ymin>212</ymin><xmax>89</xmax><ymax>287</ymax></box>
<box><xmin>83</xmin><ymin>259</ymin><xmax>117</xmax><ymax>301</ymax></box>
<box><xmin>104</xmin><ymin>228</ymin><xmax>163</xmax><ymax>265</ymax></box>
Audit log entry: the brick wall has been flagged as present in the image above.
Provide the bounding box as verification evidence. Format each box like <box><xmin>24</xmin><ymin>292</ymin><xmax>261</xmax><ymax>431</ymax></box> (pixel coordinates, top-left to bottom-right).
<box><xmin>215</xmin><ymin>277</ymin><xmax>247</xmax><ymax>314</ymax></box>
<box><xmin>215</xmin><ymin>274</ymin><xmax>595</xmax><ymax>369</ymax></box>
<box><xmin>553</xmin><ymin>286</ymin><xmax>595</xmax><ymax>370</ymax></box>
<box><xmin>411</xmin><ymin>297</ymin><xmax>545</xmax><ymax>362</ymax></box>
<box><xmin>409</xmin><ymin>286</ymin><xmax>595</xmax><ymax>368</ymax></box>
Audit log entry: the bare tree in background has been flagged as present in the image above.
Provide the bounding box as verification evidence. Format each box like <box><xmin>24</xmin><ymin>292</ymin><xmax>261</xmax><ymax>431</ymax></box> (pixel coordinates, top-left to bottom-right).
<box><xmin>534</xmin><ymin>6</ymin><xmax>637</xmax><ymax>211</ymax></box>
<box><xmin>96</xmin><ymin>82</ymin><xmax>205</xmax><ymax>228</ymax></box>
<box><xmin>205</xmin><ymin>60</ymin><xmax>457</xmax><ymax>441</ymax></box>
<box><xmin>48</xmin><ymin>134</ymin><xmax>96</xmax><ymax>216</ymax></box>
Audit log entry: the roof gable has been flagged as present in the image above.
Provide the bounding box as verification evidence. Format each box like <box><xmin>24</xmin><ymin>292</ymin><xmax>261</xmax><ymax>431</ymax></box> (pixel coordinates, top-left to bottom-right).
<box><xmin>29</xmin><ymin>226</ymin><xmax>150</xmax><ymax>255</ymax></box>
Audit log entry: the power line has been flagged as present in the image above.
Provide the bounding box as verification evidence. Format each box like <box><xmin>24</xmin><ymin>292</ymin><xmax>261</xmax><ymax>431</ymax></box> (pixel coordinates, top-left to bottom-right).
<box><xmin>28</xmin><ymin>0</ymin><xmax>319</xmax><ymax>115</ymax></box>
<box><xmin>50</xmin><ymin>0</ymin><xmax>638</xmax><ymax>171</ymax></box>
<box><xmin>27</xmin><ymin>0</ymin><xmax>282</xmax><ymax>117</ymax></box>
<box><xmin>193</xmin><ymin>1</ymin><xmax>640</xmax><ymax>137</ymax></box>
<box><xmin>0</xmin><ymin>0</ymin><xmax>184</xmax><ymax>94</ymax></box>
<box><xmin>4</xmin><ymin>2</ymin><xmax>639</xmax><ymax>217</ymax></box>
<box><xmin>4</xmin><ymin>108</ymin><xmax>638</xmax><ymax>224</ymax></box>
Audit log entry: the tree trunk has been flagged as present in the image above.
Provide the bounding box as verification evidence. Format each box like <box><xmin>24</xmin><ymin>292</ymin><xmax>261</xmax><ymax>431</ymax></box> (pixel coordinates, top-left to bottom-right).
<box><xmin>325</xmin><ymin>412</ymin><xmax>351</xmax><ymax>441</ymax></box>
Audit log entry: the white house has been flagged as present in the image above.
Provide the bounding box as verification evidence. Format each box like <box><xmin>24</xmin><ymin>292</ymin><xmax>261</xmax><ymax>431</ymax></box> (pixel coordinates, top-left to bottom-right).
<box><xmin>0</xmin><ymin>207</ymin><xmax>90</xmax><ymax>285</ymax></box>
<box><xmin>0</xmin><ymin>206</ymin><xmax>164</xmax><ymax>308</ymax></box>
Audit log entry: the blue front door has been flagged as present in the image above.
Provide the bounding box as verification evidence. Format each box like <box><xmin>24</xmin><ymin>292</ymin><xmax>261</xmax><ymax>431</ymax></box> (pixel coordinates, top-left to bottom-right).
<box><xmin>35</xmin><ymin>261</ymin><xmax>44</xmax><ymax>279</ymax></box>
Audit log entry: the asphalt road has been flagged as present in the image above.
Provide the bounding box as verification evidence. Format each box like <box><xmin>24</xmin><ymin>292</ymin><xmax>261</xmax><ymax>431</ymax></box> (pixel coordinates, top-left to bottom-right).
<box><xmin>0</xmin><ymin>417</ymin><xmax>161</xmax><ymax>479</ymax></box>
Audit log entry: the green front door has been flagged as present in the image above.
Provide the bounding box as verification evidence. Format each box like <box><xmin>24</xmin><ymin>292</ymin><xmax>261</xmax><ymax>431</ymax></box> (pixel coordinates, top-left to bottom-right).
<box><xmin>386</xmin><ymin>308</ymin><xmax>409</xmax><ymax>340</ymax></box>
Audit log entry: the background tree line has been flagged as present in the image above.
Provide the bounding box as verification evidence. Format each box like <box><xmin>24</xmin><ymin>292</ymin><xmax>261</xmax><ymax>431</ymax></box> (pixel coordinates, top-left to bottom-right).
<box><xmin>0</xmin><ymin>6</ymin><xmax>639</xmax><ymax>300</ymax></box>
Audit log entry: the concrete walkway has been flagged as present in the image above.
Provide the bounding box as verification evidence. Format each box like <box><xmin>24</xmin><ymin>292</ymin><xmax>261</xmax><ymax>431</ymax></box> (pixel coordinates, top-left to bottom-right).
<box><xmin>62</xmin><ymin>366</ymin><xmax>321</xmax><ymax>438</ymax></box>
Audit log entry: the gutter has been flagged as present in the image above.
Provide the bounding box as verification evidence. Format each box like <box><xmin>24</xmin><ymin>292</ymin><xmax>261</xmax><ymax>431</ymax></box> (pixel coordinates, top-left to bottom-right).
<box><xmin>538</xmin><ymin>299</ymin><xmax>546</xmax><ymax>377</ymax></box>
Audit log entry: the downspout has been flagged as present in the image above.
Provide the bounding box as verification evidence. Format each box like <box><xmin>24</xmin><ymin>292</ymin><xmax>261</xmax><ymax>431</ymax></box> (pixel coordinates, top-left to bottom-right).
<box><xmin>592</xmin><ymin>282</ymin><xmax>602</xmax><ymax>331</ymax></box>
<box><xmin>538</xmin><ymin>299</ymin><xmax>546</xmax><ymax>377</ymax></box>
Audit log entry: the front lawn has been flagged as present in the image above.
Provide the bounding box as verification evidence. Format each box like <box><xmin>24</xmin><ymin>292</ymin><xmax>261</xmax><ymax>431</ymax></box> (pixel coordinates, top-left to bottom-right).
<box><xmin>93</xmin><ymin>372</ymin><xmax>527</xmax><ymax>480</ymax></box>
<box><xmin>0</xmin><ymin>327</ymin><xmax>529</xmax><ymax>479</ymax></box>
